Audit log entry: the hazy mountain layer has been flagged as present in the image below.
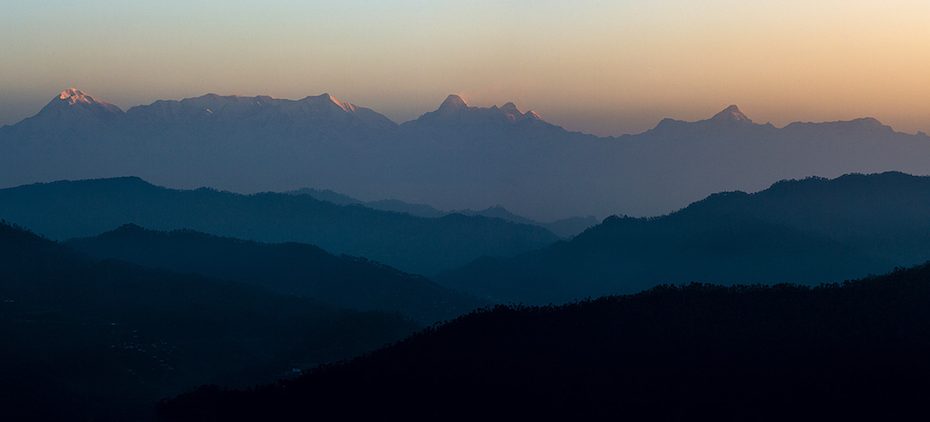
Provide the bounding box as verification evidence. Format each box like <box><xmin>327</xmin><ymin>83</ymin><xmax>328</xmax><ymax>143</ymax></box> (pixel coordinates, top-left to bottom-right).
<box><xmin>289</xmin><ymin>188</ymin><xmax>598</xmax><ymax>238</ymax></box>
<box><xmin>440</xmin><ymin>172</ymin><xmax>930</xmax><ymax>303</ymax></box>
<box><xmin>0</xmin><ymin>177</ymin><xmax>557</xmax><ymax>275</ymax></box>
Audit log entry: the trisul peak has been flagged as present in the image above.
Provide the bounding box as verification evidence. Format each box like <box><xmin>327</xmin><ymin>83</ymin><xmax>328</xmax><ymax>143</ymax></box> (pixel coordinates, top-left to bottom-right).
<box><xmin>57</xmin><ymin>88</ymin><xmax>99</xmax><ymax>105</ymax></box>
<box><xmin>44</xmin><ymin>88</ymin><xmax>123</xmax><ymax>115</ymax></box>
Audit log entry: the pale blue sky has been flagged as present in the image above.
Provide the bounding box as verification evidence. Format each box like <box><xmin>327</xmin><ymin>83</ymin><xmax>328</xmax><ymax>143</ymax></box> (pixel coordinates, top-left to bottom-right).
<box><xmin>2</xmin><ymin>0</ymin><xmax>929</xmax><ymax>135</ymax></box>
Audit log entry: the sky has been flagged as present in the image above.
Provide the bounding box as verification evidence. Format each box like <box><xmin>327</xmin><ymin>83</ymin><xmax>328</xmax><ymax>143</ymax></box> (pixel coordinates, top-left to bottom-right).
<box><xmin>2</xmin><ymin>0</ymin><xmax>930</xmax><ymax>136</ymax></box>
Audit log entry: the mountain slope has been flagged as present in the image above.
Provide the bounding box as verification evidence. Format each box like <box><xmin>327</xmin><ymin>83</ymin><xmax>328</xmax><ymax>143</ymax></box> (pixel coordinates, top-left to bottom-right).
<box><xmin>68</xmin><ymin>225</ymin><xmax>483</xmax><ymax>323</ymax></box>
<box><xmin>440</xmin><ymin>172</ymin><xmax>930</xmax><ymax>303</ymax></box>
<box><xmin>289</xmin><ymin>188</ymin><xmax>597</xmax><ymax>237</ymax></box>
<box><xmin>0</xmin><ymin>222</ymin><xmax>417</xmax><ymax>421</ymax></box>
<box><xmin>454</xmin><ymin>206</ymin><xmax>599</xmax><ymax>238</ymax></box>
<box><xmin>158</xmin><ymin>264</ymin><xmax>930</xmax><ymax>421</ymax></box>
<box><xmin>0</xmin><ymin>177</ymin><xmax>558</xmax><ymax>275</ymax></box>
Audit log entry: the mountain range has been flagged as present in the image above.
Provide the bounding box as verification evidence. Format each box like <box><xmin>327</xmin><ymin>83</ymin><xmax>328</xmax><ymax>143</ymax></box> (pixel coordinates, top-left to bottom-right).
<box><xmin>3</xmin><ymin>89</ymin><xmax>929</xmax><ymax>220</ymax></box>
<box><xmin>0</xmin><ymin>177</ymin><xmax>557</xmax><ymax>275</ymax></box>
<box><xmin>287</xmin><ymin>187</ymin><xmax>598</xmax><ymax>238</ymax></box>
<box><xmin>439</xmin><ymin>172</ymin><xmax>930</xmax><ymax>303</ymax></box>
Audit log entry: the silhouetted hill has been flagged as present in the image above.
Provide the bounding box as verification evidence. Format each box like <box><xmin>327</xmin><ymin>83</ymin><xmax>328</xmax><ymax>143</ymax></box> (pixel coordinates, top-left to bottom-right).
<box><xmin>68</xmin><ymin>225</ymin><xmax>483</xmax><ymax>323</ymax></box>
<box><xmin>0</xmin><ymin>177</ymin><xmax>558</xmax><ymax>274</ymax></box>
<box><xmin>440</xmin><ymin>172</ymin><xmax>930</xmax><ymax>303</ymax></box>
<box><xmin>0</xmin><ymin>221</ymin><xmax>417</xmax><ymax>421</ymax></box>
<box><xmin>158</xmin><ymin>263</ymin><xmax>930</xmax><ymax>421</ymax></box>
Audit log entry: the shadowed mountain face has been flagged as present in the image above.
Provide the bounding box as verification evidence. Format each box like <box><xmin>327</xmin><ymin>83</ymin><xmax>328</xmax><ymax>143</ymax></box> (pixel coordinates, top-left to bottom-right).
<box><xmin>439</xmin><ymin>172</ymin><xmax>930</xmax><ymax>304</ymax></box>
<box><xmin>3</xmin><ymin>90</ymin><xmax>930</xmax><ymax>220</ymax></box>
<box><xmin>0</xmin><ymin>177</ymin><xmax>557</xmax><ymax>275</ymax></box>
<box><xmin>157</xmin><ymin>265</ymin><xmax>930</xmax><ymax>421</ymax></box>
<box><xmin>0</xmin><ymin>222</ymin><xmax>418</xmax><ymax>421</ymax></box>
<box><xmin>68</xmin><ymin>225</ymin><xmax>483</xmax><ymax>323</ymax></box>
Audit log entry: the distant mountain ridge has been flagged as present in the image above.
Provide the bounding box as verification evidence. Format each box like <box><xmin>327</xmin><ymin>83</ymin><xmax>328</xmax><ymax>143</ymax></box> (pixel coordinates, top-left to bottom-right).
<box><xmin>124</xmin><ymin>92</ymin><xmax>396</xmax><ymax>131</ymax></box>
<box><xmin>0</xmin><ymin>177</ymin><xmax>558</xmax><ymax>275</ymax></box>
<box><xmin>3</xmin><ymin>88</ymin><xmax>930</xmax><ymax>219</ymax></box>
<box><xmin>287</xmin><ymin>188</ymin><xmax>598</xmax><ymax>238</ymax></box>
<box><xmin>439</xmin><ymin>172</ymin><xmax>930</xmax><ymax>303</ymax></box>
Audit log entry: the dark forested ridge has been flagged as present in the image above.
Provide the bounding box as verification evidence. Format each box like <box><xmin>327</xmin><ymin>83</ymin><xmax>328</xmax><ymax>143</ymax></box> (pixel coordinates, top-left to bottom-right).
<box><xmin>159</xmin><ymin>264</ymin><xmax>930</xmax><ymax>421</ymax></box>
<box><xmin>0</xmin><ymin>177</ymin><xmax>558</xmax><ymax>274</ymax></box>
<box><xmin>68</xmin><ymin>224</ymin><xmax>483</xmax><ymax>323</ymax></box>
<box><xmin>441</xmin><ymin>172</ymin><xmax>930</xmax><ymax>303</ymax></box>
<box><xmin>0</xmin><ymin>222</ymin><xmax>418</xmax><ymax>421</ymax></box>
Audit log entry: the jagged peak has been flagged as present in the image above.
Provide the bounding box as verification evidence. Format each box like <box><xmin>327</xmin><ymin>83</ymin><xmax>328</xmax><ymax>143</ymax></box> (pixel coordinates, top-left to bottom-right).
<box><xmin>710</xmin><ymin>105</ymin><xmax>752</xmax><ymax>123</ymax></box>
<box><xmin>438</xmin><ymin>94</ymin><xmax>468</xmax><ymax>112</ymax></box>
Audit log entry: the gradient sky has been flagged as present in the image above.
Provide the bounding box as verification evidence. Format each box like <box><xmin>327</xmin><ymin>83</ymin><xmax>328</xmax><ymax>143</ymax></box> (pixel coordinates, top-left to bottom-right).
<box><xmin>2</xmin><ymin>0</ymin><xmax>929</xmax><ymax>136</ymax></box>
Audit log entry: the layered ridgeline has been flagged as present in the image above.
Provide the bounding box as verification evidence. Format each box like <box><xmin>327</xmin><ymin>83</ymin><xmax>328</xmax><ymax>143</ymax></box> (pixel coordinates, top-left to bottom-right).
<box><xmin>440</xmin><ymin>172</ymin><xmax>930</xmax><ymax>303</ymax></box>
<box><xmin>0</xmin><ymin>177</ymin><xmax>557</xmax><ymax>275</ymax></box>
<box><xmin>0</xmin><ymin>222</ymin><xmax>417</xmax><ymax>421</ymax></box>
<box><xmin>3</xmin><ymin>89</ymin><xmax>930</xmax><ymax>220</ymax></box>
<box><xmin>68</xmin><ymin>225</ymin><xmax>482</xmax><ymax>323</ymax></box>
<box><xmin>288</xmin><ymin>188</ymin><xmax>598</xmax><ymax>238</ymax></box>
<box><xmin>158</xmin><ymin>264</ymin><xmax>930</xmax><ymax>421</ymax></box>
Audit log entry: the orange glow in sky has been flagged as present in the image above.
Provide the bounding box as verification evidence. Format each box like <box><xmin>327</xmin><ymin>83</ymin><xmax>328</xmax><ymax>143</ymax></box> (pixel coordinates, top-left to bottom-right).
<box><xmin>2</xmin><ymin>0</ymin><xmax>929</xmax><ymax>136</ymax></box>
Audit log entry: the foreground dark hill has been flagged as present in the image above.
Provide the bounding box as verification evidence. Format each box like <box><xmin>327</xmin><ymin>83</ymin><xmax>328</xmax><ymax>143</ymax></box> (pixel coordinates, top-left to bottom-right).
<box><xmin>159</xmin><ymin>264</ymin><xmax>930</xmax><ymax>421</ymax></box>
<box><xmin>68</xmin><ymin>225</ymin><xmax>482</xmax><ymax>323</ymax></box>
<box><xmin>0</xmin><ymin>177</ymin><xmax>557</xmax><ymax>274</ymax></box>
<box><xmin>0</xmin><ymin>222</ymin><xmax>417</xmax><ymax>421</ymax></box>
<box><xmin>441</xmin><ymin>172</ymin><xmax>930</xmax><ymax>303</ymax></box>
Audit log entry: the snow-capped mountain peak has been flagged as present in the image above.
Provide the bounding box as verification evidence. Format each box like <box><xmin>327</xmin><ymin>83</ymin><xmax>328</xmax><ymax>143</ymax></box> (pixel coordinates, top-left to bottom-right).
<box><xmin>54</xmin><ymin>88</ymin><xmax>116</xmax><ymax>109</ymax></box>
<box><xmin>29</xmin><ymin>88</ymin><xmax>125</xmax><ymax>121</ymax></box>
<box><xmin>319</xmin><ymin>93</ymin><xmax>358</xmax><ymax>113</ymax></box>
